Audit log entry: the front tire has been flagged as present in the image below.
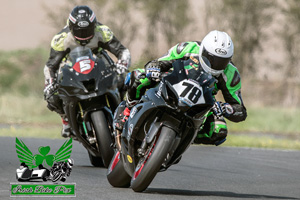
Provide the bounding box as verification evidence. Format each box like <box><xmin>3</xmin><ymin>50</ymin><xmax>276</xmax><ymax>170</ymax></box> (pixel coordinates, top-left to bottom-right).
<box><xmin>107</xmin><ymin>151</ymin><xmax>131</xmax><ymax>188</ymax></box>
<box><xmin>131</xmin><ymin>126</ymin><xmax>176</xmax><ymax>192</ymax></box>
<box><xmin>90</xmin><ymin>110</ymin><xmax>114</xmax><ymax>168</ymax></box>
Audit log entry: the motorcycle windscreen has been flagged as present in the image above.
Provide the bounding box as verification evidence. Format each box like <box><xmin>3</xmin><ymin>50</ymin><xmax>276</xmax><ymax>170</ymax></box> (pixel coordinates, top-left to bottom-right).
<box><xmin>69</xmin><ymin>46</ymin><xmax>94</xmax><ymax>63</ymax></box>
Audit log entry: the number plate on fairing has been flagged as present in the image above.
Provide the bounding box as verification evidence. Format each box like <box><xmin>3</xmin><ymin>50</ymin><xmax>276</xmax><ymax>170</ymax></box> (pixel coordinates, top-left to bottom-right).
<box><xmin>73</xmin><ymin>58</ymin><xmax>95</xmax><ymax>74</ymax></box>
<box><xmin>173</xmin><ymin>79</ymin><xmax>205</xmax><ymax>106</ymax></box>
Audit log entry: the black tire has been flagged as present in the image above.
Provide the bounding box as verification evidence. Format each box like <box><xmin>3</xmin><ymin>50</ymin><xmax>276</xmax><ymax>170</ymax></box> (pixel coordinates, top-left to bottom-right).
<box><xmin>131</xmin><ymin>126</ymin><xmax>176</xmax><ymax>192</ymax></box>
<box><xmin>107</xmin><ymin>151</ymin><xmax>131</xmax><ymax>188</ymax></box>
<box><xmin>88</xmin><ymin>151</ymin><xmax>104</xmax><ymax>167</ymax></box>
<box><xmin>90</xmin><ymin>110</ymin><xmax>114</xmax><ymax>168</ymax></box>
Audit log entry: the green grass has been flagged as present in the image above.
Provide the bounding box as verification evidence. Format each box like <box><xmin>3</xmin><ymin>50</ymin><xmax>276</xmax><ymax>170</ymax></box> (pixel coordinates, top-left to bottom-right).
<box><xmin>0</xmin><ymin>93</ymin><xmax>62</xmax><ymax>139</ymax></box>
<box><xmin>0</xmin><ymin>93</ymin><xmax>59</xmax><ymax>124</ymax></box>
<box><xmin>1</xmin><ymin>94</ymin><xmax>300</xmax><ymax>150</ymax></box>
<box><xmin>0</xmin><ymin>124</ymin><xmax>62</xmax><ymax>139</ymax></box>
<box><xmin>0</xmin><ymin>48</ymin><xmax>48</xmax><ymax>95</ymax></box>
<box><xmin>224</xmin><ymin>133</ymin><xmax>300</xmax><ymax>150</ymax></box>
<box><xmin>224</xmin><ymin>106</ymin><xmax>300</xmax><ymax>150</ymax></box>
<box><xmin>227</xmin><ymin>106</ymin><xmax>300</xmax><ymax>135</ymax></box>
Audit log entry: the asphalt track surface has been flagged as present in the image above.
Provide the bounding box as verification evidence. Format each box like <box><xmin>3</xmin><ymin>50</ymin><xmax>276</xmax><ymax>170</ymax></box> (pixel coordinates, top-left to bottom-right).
<box><xmin>0</xmin><ymin>137</ymin><xmax>299</xmax><ymax>200</ymax></box>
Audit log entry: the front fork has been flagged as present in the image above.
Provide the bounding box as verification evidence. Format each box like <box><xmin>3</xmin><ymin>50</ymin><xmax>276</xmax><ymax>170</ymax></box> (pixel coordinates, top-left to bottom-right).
<box><xmin>77</xmin><ymin>102</ymin><xmax>98</xmax><ymax>145</ymax></box>
<box><xmin>115</xmin><ymin>129</ymin><xmax>122</xmax><ymax>151</ymax></box>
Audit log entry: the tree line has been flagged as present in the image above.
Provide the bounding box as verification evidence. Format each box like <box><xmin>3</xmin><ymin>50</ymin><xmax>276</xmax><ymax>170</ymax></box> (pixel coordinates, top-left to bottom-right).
<box><xmin>44</xmin><ymin>0</ymin><xmax>300</xmax><ymax>79</ymax></box>
<box><xmin>42</xmin><ymin>0</ymin><xmax>300</xmax><ymax>106</ymax></box>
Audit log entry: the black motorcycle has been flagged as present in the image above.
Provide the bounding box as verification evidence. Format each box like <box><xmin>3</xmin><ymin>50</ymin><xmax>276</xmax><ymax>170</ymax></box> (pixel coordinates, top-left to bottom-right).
<box><xmin>57</xmin><ymin>46</ymin><xmax>120</xmax><ymax>168</ymax></box>
<box><xmin>107</xmin><ymin>58</ymin><xmax>216</xmax><ymax>192</ymax></box>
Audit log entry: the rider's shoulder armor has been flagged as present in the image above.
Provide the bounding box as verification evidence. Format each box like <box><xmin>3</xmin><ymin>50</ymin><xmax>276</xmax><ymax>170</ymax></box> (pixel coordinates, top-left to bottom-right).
<box><xmin>95</xmin><ymin>24</ymin><xmax>114</xmax><ymax>43</ymax></box>
<box><xmin>50</xmin><ymin>23</ymin><xmax>115</xmax><ymax>52</ymax></box>
<box><xmin>51</xmin><ymin>26</ymin><xmax>70</xmax><ymax>52</ymax></box>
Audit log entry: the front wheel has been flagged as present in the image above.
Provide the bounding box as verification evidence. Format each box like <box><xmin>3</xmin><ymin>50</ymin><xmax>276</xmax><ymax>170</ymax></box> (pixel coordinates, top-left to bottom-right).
<box><xmin>90</xmin><ymin>110</ymin><xmax>114</xmax><ymax>168</ymax></box>
<box><xmin>107</xmin><ymin>151</ymin><xmax>131</xmax><ymax>188</ymax></box>
<box><xmin>131</xmin><ymin>126</ymin><xmax>176</xmax><ymax>192</ymax></box>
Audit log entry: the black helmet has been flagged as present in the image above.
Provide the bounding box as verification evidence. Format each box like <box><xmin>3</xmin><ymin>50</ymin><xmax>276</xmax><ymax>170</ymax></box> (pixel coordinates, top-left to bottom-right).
<box><xmin>68</xmin><ymin>6</ymin><xmax>96</xmax><ymax>46</ymax></box>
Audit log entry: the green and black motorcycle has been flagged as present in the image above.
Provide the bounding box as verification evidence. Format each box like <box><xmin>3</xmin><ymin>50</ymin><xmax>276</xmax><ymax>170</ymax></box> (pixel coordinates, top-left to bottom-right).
<box><xmin>107</xmin><ymin>58</ymin><xmax>216</xmax><ymax>192</ymax></box>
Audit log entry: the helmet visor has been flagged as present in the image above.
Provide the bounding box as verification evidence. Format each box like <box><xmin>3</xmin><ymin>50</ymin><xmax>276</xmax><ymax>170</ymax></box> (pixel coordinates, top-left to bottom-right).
<box><xmin>72</xmin><ymin>26</ymin><xmax>94</xmax><ymax>41</ymax></box>
<box><xmin>202</xmin><ymin>47</ymin><xmax>231</xmax><ymax>71</ymax></box>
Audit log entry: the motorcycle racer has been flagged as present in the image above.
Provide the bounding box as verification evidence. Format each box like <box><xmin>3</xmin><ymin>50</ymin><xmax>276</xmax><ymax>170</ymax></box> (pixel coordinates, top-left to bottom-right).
<box><xmin>43</xmin><ymin>5</ymin><xmax>131</xmax><ymax>138</ymax></box>
<box><xmin>115</xmin><ymin>30</ymin><xmax>247</xmax><ymax>145</ymax></box>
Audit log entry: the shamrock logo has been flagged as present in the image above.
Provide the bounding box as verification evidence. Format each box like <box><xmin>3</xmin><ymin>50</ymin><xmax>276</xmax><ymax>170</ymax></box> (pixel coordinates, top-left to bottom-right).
<box><xmin>16</xmin><ymin>138</ymin><xmax>72</xmax><ymax>169</ymax></box>
<box><xmin>33</xmin><ymin>146</ymin><xmax>55</xmax><ymax>167</ymax></box>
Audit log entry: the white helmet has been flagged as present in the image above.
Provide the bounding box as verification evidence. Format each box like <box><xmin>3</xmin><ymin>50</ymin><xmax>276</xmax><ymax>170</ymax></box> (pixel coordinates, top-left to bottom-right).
<box><xmin>199</xmin><ymin>30</ymin><xmax>234</xmax><ymax>76</ymax></box>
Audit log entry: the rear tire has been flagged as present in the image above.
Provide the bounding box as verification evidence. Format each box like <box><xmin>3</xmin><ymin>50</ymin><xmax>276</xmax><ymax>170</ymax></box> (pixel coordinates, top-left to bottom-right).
<box><xmin>131</xmin><ymin>126</ymin><xmax>176</xmax><ymax>192</ymax></box>
<box><xmin>88</xmin><ymin>151</ymin><xmax>104</xmax><ymax>167</ymax></box>
<box><xmin>90</xmin><ymin>111</ymin><xmax>114</xmax><ymax>168</ymax></box>
<box><xmin>107</xmin><ymin>151</ymin><xmax>131</xmax><ymax>188</ymax></box>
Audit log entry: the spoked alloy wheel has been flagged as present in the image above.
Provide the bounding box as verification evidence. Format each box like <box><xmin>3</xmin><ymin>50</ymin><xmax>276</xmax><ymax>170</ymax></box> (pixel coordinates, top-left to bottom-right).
<box><xmin>131</xmin><ymin>127</ymin><xmax>176</xmax><ymax>192</ymax></box>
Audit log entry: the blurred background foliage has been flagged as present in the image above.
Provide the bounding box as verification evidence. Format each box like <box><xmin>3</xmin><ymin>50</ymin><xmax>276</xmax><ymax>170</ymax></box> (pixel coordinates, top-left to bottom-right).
<box><xmin>1</xmin><ymin>0</ymin><xmax>299</xmax><ymax>106</ymax></box>
<box><xmin>0</xmin><ymin>48</ymin><xmax>48</xmax><ymax>95</ymax></box>
<box><xmin>0</xmin><ymin>0</ymin><xmax>299</xmax><ymax>144</ymax></box>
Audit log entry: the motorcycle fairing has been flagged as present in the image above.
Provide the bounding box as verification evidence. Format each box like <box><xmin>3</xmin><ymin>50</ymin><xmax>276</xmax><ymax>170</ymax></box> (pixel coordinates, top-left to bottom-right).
<box><xmin>58</xmin><ymin>58</ymin><xmax>118</xmax><ymax>99</ymax></box>
<box><xmin>120</xmin><ymin>58</ymin><xmax>217</xmax><ymax>176</ymax></box>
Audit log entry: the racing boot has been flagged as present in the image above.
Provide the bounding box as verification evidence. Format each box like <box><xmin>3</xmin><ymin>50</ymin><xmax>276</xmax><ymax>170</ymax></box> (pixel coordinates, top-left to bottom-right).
<box><xmin>194</xmin><ymin>114</ymin><xmax>228</xmax><ymax>146</ymax></box>
<box><xmin>61</xmin><ymin>117</ymin><xmax>71</xmax><ymax>138</ymax></box>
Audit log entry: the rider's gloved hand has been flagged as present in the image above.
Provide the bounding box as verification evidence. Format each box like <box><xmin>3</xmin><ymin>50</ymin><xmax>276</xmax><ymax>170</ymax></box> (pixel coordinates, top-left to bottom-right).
<box><xmin>116</xmin><ymin>60</ymin><xmax>128</xmax><ymax>75</ymax></box>
<box><xmin>145</xmin><ymin>61</ymin><xmax>161</xmax><ymax>81</ymax></box>
<box><xmin>221</xmin><ymin>102</ymin><xmax>234</xmax><ymax>117</ymax></box>
<box><xmin>43</xmin><ymin>79</ymin><xmax>58</xmax><ymax>99</ymax></box>
<box><xmin>212</xmin><ymin>101</ymin><xmax>234</xmax><ymax>118</ymax></box>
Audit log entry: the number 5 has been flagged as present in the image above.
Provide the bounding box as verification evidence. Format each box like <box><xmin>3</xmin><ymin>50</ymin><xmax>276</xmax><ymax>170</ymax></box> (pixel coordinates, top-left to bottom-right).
<box><xmin>79</xmin><ymin>60</ymin><xmax>91</xmax><ymax>72</ymax></box>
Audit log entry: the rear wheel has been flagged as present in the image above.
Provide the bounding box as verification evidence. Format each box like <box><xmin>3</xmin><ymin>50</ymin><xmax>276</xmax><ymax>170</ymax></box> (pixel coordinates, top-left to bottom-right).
<box><xmin>90</xmin><ymin>110</ymin><xmax>114</xmax><ymax>168</ymax></box>
<box><xmin>131</xmin><ymin>126</ymin><xmax>176</xmax><ymax>192</ymax></box>
<box><xmin>88</xmin><ymin>151</ymin><xmax>104</xmax><ymax>167</ymax></box>
<box><xmin>107</xmin><ymin>151</ymin><xmax>131</xmax><ymax>188</ymax></box>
